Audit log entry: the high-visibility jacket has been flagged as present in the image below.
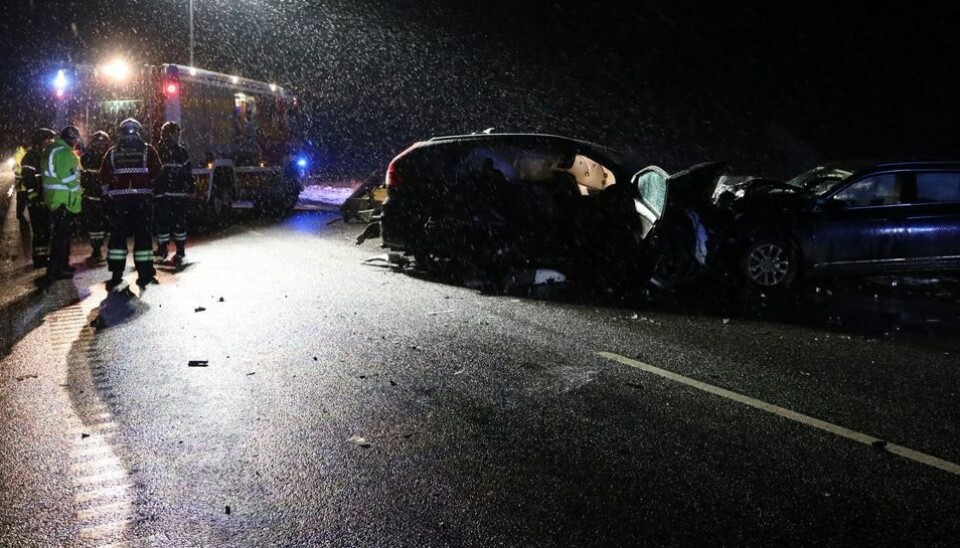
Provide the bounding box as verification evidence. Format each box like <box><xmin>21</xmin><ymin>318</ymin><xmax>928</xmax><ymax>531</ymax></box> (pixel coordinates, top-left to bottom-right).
<box><xmin>13</xmin><ymin>145</ymin><xmax>27</xmax><ymax>190</ymax></box>
<box><xmin>41</xmin><ymin>138</ymin><xmax>82</xmax><ymax>213</ymax></box>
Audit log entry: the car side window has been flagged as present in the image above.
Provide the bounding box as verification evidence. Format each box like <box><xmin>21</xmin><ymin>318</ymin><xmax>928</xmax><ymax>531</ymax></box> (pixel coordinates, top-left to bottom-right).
<box><xmin>632</xmin><ymin>166</ymin><xmax>668</xmax><ymax>220</ymax></box>
<box><xmin>831</xmin><ymin>174</ymin><xmax>900</xmax><ymax>207</ymax></box>
<box><xmin>915</xmin><ymin>172</ymin><xmax>960</xmax><ymax>203</ymax></box>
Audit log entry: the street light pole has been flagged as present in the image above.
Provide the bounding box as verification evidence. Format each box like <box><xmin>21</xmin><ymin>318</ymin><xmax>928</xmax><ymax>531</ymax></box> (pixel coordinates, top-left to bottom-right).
<box><xmin>189</xmin><ymin>0</ymin><xmax>194</xmax><ymax>67</ymax></box>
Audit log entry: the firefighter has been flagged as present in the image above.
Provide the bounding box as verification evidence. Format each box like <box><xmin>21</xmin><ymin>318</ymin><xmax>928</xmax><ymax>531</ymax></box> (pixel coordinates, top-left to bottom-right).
<box><xmin>80</xmin><ymin>131</ymin><xmax>111</xmax><ymax>262</ymax></box>
<box><xmin>22</xmin><ymin>128</ymin><xmax>57</xmax><ymax>268</ymax></box>
<box><xmin>42</xmin><ymin>126</ymin><xmax>83</xmax><ymax>280</ymax></box>
<box><xmin>13</xmin><ymin>141</ymin><xmax>28</xmax><ymax>224</ymax></box>
<box><xmin>100</xmin><ymin>118</ymin><xmax>161</xmax><ymax>287</ymax></box>
<box><xmin>154</xmin><ymin>121</ymin><xmax>194</xmax><ymax>266</ymax></box>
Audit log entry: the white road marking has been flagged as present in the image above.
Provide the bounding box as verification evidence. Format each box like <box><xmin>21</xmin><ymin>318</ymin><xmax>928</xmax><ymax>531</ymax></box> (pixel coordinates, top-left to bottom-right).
<box><xmin>597</xmin><ymin>351</ymin><xmax>960</xmax><ymax>477</ymax></box>
<box><xmin>73</xmin><ymin>468</ymin><xmax>129</xmax><ymax>486</ymax></box>
<box><xmin>77</xmin><ymin>500</ymin><xmax>133</xmax><ymax>522</ymax></box>
<box><xmin>69</xmin><ymin>456</ymin><xmax>123</xmax><ymax>474</ymax></box>
<box><xmin>78</xmin><ymin>518</ymin><xmax>132</xmax><ymax>539</ymax></box>
<box><xmin>75</xmin><ymin>484</ymin><xmax>133</xmax><ymax>504</ymax></box>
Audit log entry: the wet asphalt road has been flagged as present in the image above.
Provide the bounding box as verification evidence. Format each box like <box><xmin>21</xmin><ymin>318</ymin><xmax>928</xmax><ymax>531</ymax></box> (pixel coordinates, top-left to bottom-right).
<box><xmin>2</xmin><ymin>211</ymin><xmax>960</xmax><ymax>547</ymax></box>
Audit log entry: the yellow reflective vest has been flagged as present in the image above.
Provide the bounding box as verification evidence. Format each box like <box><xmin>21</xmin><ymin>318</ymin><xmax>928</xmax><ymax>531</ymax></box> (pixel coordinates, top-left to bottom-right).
<box><xmin>41</xmin><ymin>138</ymin><xmax>82</xmax><ymax>213</ymax></box>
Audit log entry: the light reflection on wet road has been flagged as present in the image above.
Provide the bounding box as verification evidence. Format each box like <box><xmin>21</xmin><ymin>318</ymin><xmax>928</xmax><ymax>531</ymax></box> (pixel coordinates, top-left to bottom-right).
<box><xmin>2</xmin><ymin>211</ymin><xmax>960</xmax><ymax>546</ymax></box>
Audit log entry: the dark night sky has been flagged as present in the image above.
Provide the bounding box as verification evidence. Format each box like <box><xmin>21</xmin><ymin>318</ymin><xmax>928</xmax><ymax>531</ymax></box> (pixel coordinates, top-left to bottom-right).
<box><xmin>2</xmin><ymin>1</ymin><xmax>959</xmax><ymax>177</ymax></box>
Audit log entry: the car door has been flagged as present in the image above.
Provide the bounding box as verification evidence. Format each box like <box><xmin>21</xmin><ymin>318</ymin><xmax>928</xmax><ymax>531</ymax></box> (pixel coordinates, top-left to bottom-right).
<box><xmin>898</xmin><ymin>170</ymin><xmax>960</xmax><ymax>270</ymax></box>
<box><xmin>806</xmin><ymin>172</ymin><xmax>909</xmax><ymax>273</ymax></box>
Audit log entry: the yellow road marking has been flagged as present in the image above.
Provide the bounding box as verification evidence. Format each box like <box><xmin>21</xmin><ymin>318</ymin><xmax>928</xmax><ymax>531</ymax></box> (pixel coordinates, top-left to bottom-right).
<box><xmin>597</xmin><ymin>351</ymin><xmax>960</xmax><ymax>477</ymax></box>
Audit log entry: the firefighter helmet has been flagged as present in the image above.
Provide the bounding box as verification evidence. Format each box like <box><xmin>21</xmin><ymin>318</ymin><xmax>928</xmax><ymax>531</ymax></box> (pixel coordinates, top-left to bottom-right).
<box><xmin>31</xmin><ymin>128</ymin><xmax>56</xmax><ymax>147</ymax></box>
<box><xmin>90</xmin><ymin>131</ymin><xmax>111</xmax><ymax>144</ymax></box>
<box><xmin>118</xmin><ymin>118</ymin><xmax>142</xmax><ymax>136</ymax></box>
<box><xmin>160</xmin><ymin>121</ymin><xmax>181</xmax><ymax>140</ymax></box>
<box><xmin>60</xmin><ymin>126</ymin><xmax>81</xmax><ymax>146</ymax></box>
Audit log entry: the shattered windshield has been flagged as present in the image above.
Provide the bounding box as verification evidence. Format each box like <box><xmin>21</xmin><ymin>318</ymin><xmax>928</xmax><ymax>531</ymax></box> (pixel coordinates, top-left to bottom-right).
<box><xmin>786</xmin><ymin>165</ymin><xmax>858</xmax><ymax>195</ymax></box>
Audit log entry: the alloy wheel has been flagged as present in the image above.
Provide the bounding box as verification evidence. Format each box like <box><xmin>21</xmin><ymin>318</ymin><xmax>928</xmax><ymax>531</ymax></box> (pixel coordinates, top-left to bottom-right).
<box><xmin>746</xmin><ymin>243</ymin><xmax>791</xmax><ymax>286</ymax></box>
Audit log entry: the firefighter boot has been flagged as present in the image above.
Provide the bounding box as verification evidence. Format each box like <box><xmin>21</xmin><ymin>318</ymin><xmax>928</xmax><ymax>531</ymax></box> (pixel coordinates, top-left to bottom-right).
<box><xmin>174</xmin><ymin>241</ymin><xmax>186</xmax><ymax>267</ymax></box>
<box><xmin>106</xmin><ymin>271</ymin><xmax>124</xmax><ymax>289</ymax></box>
<box><xmin>154</xmin><ymin>242</ymin><xmax>169</xmax><ymax>263</ymax></box>
<box><xmin>89</xmin><ymin>240</ymin><xmax>103</xmax><ymax>263</ymax></box>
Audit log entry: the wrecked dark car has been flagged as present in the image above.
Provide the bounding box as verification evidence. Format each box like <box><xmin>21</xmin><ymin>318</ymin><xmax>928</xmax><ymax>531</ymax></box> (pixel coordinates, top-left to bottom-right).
<box><xmin>376</xmin><ymin>133</ymin><xmax>694</xmax><ymax>289</ymax></box>
<box><xmin>711</xmin><ymin>160</ymin><xmax>960</xmax><ymax>288</ymax></box>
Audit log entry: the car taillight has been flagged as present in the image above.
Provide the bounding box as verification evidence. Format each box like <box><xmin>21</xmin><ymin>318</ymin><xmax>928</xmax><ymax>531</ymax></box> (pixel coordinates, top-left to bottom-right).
<box><xmin>385</xmin><ymin>160</ymin><xmax>403</xmax><ymax>188</ymax></box>
<box><xmin>384</xmin><ymin>142</ymin><xmax>421</xmax><ymax>189</ymax></box>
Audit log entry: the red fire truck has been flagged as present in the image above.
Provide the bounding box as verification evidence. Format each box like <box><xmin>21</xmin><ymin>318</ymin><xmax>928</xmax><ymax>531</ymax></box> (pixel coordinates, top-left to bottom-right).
<box><xmin>49</xmin><ymin>60</ymin><xmax>305</xmax><ymax>222</ymax></box>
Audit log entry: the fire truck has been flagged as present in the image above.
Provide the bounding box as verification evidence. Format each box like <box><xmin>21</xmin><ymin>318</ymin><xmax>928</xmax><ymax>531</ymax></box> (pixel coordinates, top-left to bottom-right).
<box><xmin>48</xmin><ymin>60</ymin><xmax>305</xmax><ymax>223</ymax></box>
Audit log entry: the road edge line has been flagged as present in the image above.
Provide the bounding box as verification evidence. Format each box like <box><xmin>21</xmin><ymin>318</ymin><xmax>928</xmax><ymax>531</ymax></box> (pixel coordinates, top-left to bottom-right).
<box><xmin>597</xmin><ymin>351</ymin><xmax>960</xmax><ymax>477</ymax></box>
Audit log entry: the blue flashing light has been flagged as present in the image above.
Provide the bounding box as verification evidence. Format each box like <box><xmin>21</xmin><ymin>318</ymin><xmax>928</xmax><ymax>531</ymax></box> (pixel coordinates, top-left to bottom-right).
<box><xmin>296</xmin><ymin>157</ymin><xmax>308</xmax><ymax>168</ymax></box>
<box><xmin>53</xmin><ymin>69</ymin><xmax>68</xmax><ymax>91</ymax></box>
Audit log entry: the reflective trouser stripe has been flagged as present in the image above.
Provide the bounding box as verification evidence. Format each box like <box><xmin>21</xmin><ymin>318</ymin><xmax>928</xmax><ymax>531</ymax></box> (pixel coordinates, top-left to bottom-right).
<box><xmin>89</xmin><ymin>232</ymin><xmax>105</xmax><ymax>239</ymax></box>
<box><xmin>133</xmin><ymin>251</ymin><xmax>154</xmax><ymax>262</ymax></box>
<box><xmin>155</xmin><ymin>233</ymin><xmax>170</xmax><ymax>241</ymax></box>
<box><xmin>34</xmin><ymin>247</ymin><xmax>49</xmax><ymax>256</ymax></box>
<box><xmin>173</xmin><ymin>233</ymin><xmax>187</xmax><ymax>241</ymax></box>
<box><xmin>108</xmin><ymin>249</ymin><xmax>128</xmax><ymax>260</ymax></box>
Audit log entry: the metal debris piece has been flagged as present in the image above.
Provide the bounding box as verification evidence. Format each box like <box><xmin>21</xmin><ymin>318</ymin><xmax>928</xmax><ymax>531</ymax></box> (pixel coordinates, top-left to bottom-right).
<box><xmin>195</xmin><ymin>306</ymin><xmax>206</xmax><ymax>312</ymax></box>
<box><xmin>225</xmin><ymin>505</ymin><xmax>231</xmax><ymax>515</ymax></box>
<box><xmin>188</xmin><ymin>360</ymin><xmax>209</xmax><ymax>367</ymax></box>
<box><xmin>219</xmin><ymin>297</ymin><xmax>225</xmax><ymax>302</ymax></box>
<box><xmin>346</xmin><ymin>435</ymin><xmax>371</xmax><ymax>448</ymax></box>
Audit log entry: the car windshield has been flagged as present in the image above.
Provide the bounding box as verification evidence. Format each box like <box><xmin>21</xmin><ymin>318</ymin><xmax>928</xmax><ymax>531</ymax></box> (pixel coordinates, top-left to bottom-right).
<box><xmin>785</xmin><ymin>165</ymin><xmax>859</xmax><ymax>195</ymax></box>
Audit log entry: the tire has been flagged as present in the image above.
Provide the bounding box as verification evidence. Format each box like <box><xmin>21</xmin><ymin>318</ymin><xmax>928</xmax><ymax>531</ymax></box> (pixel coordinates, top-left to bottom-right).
<box><xmin>649</xmin><ymin>216</ymin><xmax>699</xmax><ymax>290</ymax></box>
<box><xmin>741</xmin><ymin>236</ymin><xmax>798</xmax><ymax>288</ymax></box>
<box><xmin>209</xmin><ymin>183</ymin><xmax>234</xmax><ymax>227</ymax></box>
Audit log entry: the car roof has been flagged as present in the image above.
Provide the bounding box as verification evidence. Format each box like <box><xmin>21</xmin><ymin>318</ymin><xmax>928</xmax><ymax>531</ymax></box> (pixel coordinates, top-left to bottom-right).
<box><xmin>423</xmin><ymin>132</ymin><xmax>615</xmax><ymax>152</ymax></box>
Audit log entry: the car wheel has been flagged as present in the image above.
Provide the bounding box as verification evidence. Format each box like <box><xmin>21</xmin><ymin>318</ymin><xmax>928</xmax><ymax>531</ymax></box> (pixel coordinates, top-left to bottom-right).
<box><xmin>210</xmin><ymin>185</ymin><xmax>234</xmax><ymax>227</ymax></box>
<box><xmin>741</xmin><ymin>237</ymin><xmax>798</xmax><ymax>288</ymax></box>
<box><xmin>649</xmin><ymin>217</ymin><xmax>698</xmax><ymax>290</ymax></box>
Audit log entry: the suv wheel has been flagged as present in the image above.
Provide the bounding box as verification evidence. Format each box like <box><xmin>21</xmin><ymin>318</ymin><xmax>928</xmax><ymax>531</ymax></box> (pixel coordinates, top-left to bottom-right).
<box><xmin>742</xmin><ymin>237</ymin><xmax>798</xmax><ymax>288</ymax></box>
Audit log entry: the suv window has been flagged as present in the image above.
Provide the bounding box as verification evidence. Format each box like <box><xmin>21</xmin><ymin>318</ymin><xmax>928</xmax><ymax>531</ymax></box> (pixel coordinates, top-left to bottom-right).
<box><xmin>915</xmin><ymin>172</ymin><xmax>960</xmax><ymax>203</ymax></box>
<box><xmin>832</xmin><ymin>174</ymin><xmax>901</xmax><ymax>207</ymax></box>
<box><xmin>633</xmin><ymin>166</ymin><xmax>668</xmax><ymax>220</ymax></box>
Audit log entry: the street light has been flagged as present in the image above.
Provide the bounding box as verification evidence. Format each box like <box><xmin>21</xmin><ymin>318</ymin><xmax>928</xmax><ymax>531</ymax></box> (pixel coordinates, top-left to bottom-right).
<box><xmin>189</xmin><ymin>0</ymin><xmax>194</xmax><ymax>67</ymax></box>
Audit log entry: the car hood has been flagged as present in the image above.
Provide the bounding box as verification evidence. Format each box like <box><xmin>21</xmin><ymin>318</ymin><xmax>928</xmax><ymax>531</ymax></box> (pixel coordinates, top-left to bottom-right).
<box><xmin>712</xmin><ymin>174</ymin><xmax>814</xmax><ymax>207</ymax></box>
